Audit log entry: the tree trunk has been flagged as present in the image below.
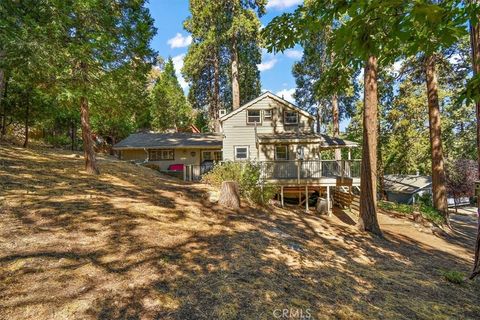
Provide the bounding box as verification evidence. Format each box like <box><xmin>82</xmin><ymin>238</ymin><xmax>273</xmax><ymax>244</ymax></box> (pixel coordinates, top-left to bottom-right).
<box><xmin>80</xmin><ymin>96</ymin><xmax>100</xmax><ymax>175</ymax></box>
<box><xmin>22</xmin><ymin>99</ymin><xmax>29</xmax><ymax>148</ymax></box>
<box><xmin>425</xmin><ymin>54</ymin><xmax>448</xmax><ymax>221</ymax></box>
<box><xmin>358</xmin><ymin>55</ymin><xmax>382</xmax><ymax>236</ymax></box>
<box><xmin>316</xmin><ymin>104</ymin><xmax>322</xmax><ymax>134</ymax></box>
<box><xmin>231</xmin><ymin>33</ymin><xmax>240</xmax><ymax>110</ymax></box>
<box><xmin>1</xmin><ymin>72</ymin><xmax>8</xmax><ymax>139</ymax></box>
<box><xmin>71</xmin><ymin>120</ymin><xmax>76</xmax><ymax>151</ymax></box>
<box><xmin>218</xmin><ymin>181</ymin><xmax>240</xmax><ymax>209</ymax></box>
<box><xmin>332</xmin><ymin>94</ymin><xmax>341</xmax><ymax>161</ymax></box>
<box><xmin>468</xmin><ymin>4</ymin><xmax>480</xmax><ymax>279</ymax></box>
<box><xmin>212</xmin><ymin>50</ymin><xmax>220</xmax><ymax>132</ymax></box>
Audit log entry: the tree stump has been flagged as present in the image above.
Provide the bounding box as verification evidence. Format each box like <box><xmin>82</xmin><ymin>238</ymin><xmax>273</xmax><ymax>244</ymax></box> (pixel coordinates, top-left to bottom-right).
<box><xmin>218</xmin><ymin>181</ymin><xmax>240</xmax><ymax>209</ymax></box>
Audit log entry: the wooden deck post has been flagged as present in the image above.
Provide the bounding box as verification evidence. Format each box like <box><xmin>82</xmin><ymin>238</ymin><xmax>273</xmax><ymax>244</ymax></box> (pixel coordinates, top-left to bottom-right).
<box><xmin>327</xmin><ymin>186</ymin><xmax>331</xmax><ymax>215</ymax></box>
<box><xmin>281</xmin><ymin>186</ymin><xmax>284</xmax><ymax>207</ymax></box>
<box><xmin>305</xmin><ymin>185</ymin><xmax>309</xmax><ymax>211</ymax></box>
<box><xmin>297</xmin><ymin>160</ymin><xmax>301</xmax><ymax>184</ymax></box>
<box><xmin>183</xmin><ymin>167</ymin><xmax>187</xmax><ymax>181</ymax></box>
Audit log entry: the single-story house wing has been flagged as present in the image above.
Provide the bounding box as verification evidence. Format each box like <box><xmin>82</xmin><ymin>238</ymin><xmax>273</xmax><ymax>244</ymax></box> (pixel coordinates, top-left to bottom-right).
<box><xmin>112</xmin><ymin>132</ymin><xmax>223</xmax><ymax>171</ymax></box>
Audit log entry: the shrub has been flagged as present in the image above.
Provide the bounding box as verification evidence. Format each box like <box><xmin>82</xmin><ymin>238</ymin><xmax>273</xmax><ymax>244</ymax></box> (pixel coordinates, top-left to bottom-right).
<box><xmin>441</xmin><ymin>270</ymin><xmax>465</xmax><ymax>285</ymax></box>
<box><xmin>202</xmin><ymin>161</ymin><xmax>278</xmax><ymax>205</ymax></box>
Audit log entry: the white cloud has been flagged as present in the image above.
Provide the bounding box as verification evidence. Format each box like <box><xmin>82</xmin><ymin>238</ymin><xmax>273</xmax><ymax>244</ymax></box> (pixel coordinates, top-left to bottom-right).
<box><xmin>167</xmin><ymin>33</ymin><xmax>192</xmax><ymax>49</ymax></box>
<box><xmin>266</xmin><ymin>0</ymin><xmax>303</xmax><ymax>9</ymax></box>
<box><xmin>258</xmin><ymin>57</ymin><xmax>278</xmax><ymax>71</ymax></box>
<box><xmin>172</xmin><ymin>53</ymin><xmax>188</xmax><ymax>89</ymax></box>
<box><xmin>276</xmin><ymin>88</ymin><xmax>296</xmax><ymax>103</ymax></box>
<box><xmin>284</xmin><ymin>49</ymin><xmax>303</xmax><ymax>59</ymax></box>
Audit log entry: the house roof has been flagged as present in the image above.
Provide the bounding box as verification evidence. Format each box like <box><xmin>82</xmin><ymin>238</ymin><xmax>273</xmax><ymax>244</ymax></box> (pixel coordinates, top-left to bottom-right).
<box><xmin>383</xmin><ymin>175</ymin><xmax>432</xmax><ymax>194</ymax></box>
<box><xmin>257</xmin><ymin>132</ymin><xmax>358</xmax><ymax>148</ymax></box>
<box><xmin>219</xmin><ymin>91</ymin><xmax>315</xmax><ymax>122</ymax></box>
<box><xmin>113</xmin><ymin>132</ymin><xmax>223</xmax><ymax>150</ymax></box>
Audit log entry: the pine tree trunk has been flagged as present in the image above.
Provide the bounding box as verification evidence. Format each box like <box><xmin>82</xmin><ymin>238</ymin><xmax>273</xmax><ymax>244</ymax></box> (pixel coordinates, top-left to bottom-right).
<box><xmin>358</xmin><ymin>55</ymin><xmax>382</xmax><ymax>236</ymax></box>
<box><xmin>80</xmin><ymin>95</ymin><xmax>100</xmax><ymax>175</ymax></box>
<box><xmin>231</xmin><ymin>33</ymin><xmax>240</xmax><ymax>110</ymax></box>
<box><xmin>332</xmin><ymin>94</ymin><xmax>341</xmax><ymax>160</ymax></box>
<box><xmin>22</xmin><ymin>100</ymin><xmax>29</xmax><ymax>148</ymax></box>
<box><xmin>71</xmin><ymin>121</ymin><xmax>76</xmax><ymax>151</ymax></box>
<box><xmin>468</xmin><ymin>4</ymin><xmax>480</xmax><ymax>279</ymax></box>
<box><xmin>425</xmin><ymin>54</ymin><xmax>448</xmax><ymax>220</ymax></box>
<box><xmin>212</xmin><ymin>50</ymin><xmax>220</xmax><ymax>132</ymax></box>
<box><xmin>0</xmin><ymin>70</ymin><xmax>7</xmax><ymax>139</ymax></box>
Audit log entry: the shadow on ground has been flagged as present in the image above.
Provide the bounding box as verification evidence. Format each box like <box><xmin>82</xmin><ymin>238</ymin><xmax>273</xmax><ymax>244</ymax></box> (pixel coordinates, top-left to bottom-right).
<box><xmin>1</xmin><ymin>144</ymin><xmax>479</xmax><ymax>320</ymax></box>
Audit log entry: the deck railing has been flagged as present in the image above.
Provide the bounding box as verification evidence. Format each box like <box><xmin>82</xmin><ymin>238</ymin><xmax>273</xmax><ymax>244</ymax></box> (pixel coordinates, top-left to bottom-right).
<box><xmin>184</xmin><ymin>159</ymin><xmax>361</xmax><ymax>182</ymax></box>
<box><xmin>260</xmin><ymin>159</ymin><xmax>361</xmax><ymax>181</ymax></box>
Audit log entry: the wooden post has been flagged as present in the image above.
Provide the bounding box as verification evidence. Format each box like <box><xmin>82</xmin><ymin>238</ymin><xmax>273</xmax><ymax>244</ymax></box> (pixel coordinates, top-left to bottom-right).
<box><xmin>348</xmin><ymin>148</ymin><xmax>352</xmax><ymax>160</ymax></box>
<box><xmin>297</xmin><ymin>160</ymin><xmax>301</xmax><ymax>184</ymax></box>
<box><xmin>183</xmin><ymin>167</ymin><xmax>187</xmax><ymax>181</ymax></box>
<box><xmin>281</xmin><ymin>186</ymin><xmax>284</xmax><ymax>207</ymax></box>
<box><xmin>327</xmin><ymin>186</ymin><xmax>331</xmax><ymax>215</ymax></box>
<box><xmin>190</xmin><ymin>165</ymin><xmax>193</xmax><ymax>181</ymax></box>
<box><xmin>298</xmin><ymin>188</ymin><xmax>301</xmax><ymax>205</ymax></box>
<box><xmin>305</xmin><ymin>185</ymin><xmax>309</xmax><ymax>211</ymax></box>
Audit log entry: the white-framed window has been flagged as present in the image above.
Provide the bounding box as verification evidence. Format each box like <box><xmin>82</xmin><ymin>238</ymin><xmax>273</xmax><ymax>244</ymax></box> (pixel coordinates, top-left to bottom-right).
<box><xmin>234</xmin><ymin>146</ymin><xmax>249</xmax><ymax>160</ymax></box>
<box><xmin>284</xmin><ymin>110</ymin><xmax>298</xmax><ymax>124</ymax></box>
<box><xmin>275</xmin><ymin>145</ymin><xmax>288</xmax><ymax>160</ymax></box>
<box><xmin>263</xmin><ymin>109</ymin><xmax>273</xmax><ymax>121</ymax></box>
<box><xmin>247</xmin><ymin>110</ymin><xmax>261</xmax><ymax>124</ymax></box>
<box><xmin>149</xmin><ymin>149</ymin><xmax>174</xmax><ymax>161</ymax></box>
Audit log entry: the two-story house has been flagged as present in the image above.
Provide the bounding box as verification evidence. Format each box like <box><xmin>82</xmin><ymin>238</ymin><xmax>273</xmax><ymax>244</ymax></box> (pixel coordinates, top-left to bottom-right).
<box><xmin>113</xmin><ymin>91</ymin><xmax>360</xmax><ymax>210</ymax></box>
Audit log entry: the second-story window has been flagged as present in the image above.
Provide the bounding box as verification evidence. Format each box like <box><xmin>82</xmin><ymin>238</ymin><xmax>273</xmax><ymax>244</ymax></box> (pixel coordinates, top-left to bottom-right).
<box><xmin>263</xmin><ymin>109</ymin><xmax>272</xmax><ymax>121</ymax></box>
<box><xmin>284</xmin><ymin>110</ymin><xmax>298</xmax><ymax>124</ymax></box>
<box><xmin>247</xmin><ymin>110</ymin><xmax>261</xmax><ymax>124</ymax></box>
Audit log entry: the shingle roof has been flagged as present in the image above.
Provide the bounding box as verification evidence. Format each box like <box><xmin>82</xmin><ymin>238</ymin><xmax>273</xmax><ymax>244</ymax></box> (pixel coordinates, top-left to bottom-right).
<box><xmin>384</xmin><ymin>175</ymin><xmax>432</xmax><ymax>194</ymax></box>
<box><xmin>113</xmin><ymin>132</ymin><xmax>223</xmax><ymax>149</ymax></box>
<box><xmin>257</xmin><ymin>132</ymin><xmax>358</xmax><ymax>148</ymax></box>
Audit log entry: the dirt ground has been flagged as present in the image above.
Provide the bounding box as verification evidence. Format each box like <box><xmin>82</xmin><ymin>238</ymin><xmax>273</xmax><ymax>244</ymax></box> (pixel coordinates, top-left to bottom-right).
<box><xmin>1</xmin><ymin>143</ymin><xmax>479</xmax><ymax>320</ymax></box>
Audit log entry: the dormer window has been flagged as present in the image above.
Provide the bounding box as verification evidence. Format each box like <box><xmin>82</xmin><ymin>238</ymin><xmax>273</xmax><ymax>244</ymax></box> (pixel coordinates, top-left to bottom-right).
<box><xmin>284</xmin><ymin>110</ymin><xmax>298</xmax><ymax>124</ymax></box>
<box><xmin>247</xmin><ymin>110</ymin><xmax>261</xmax><ymax>124</ymax></box>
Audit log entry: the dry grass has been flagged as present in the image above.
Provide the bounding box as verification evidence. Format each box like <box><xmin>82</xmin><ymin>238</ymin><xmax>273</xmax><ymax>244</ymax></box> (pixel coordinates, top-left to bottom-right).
<box><xmin>1</xmin><ymin>142</ymin><xmax>479</xmax><ymax>320</ymax></box>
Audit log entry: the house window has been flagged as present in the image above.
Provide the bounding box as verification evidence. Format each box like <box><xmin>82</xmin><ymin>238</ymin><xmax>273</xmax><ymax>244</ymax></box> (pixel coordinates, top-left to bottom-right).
<box><xmin>202</xmin><ymin>151</ymin><xmax>213</xmax><ymax>161</ymax></box>
<box><xmin>275</xmin><ymin>145</ymin><xmax>288</xmax><ymax>160</ymax></box>
<box><xmin>263</xmin><ymin>109</ymin><xmax>272</xmax><ymax>121</ymax></box>
<box><xmin>234</xmin><ymin>146</ymin><xmax>249</xmax><ymax>160</ymax></box>
<box><xmin>284</xmin><ymin>110</ymin><xmax>298</xmax><ymax>124</ymax></box>
<box><xmin>247</xmin><ymin>110</ymin><xmax>261</xmax><ymax>124</ymax></box>
<box><xmin>214</xmin><ymin>151</ymin><xmax>222</xmax><ymax>161</ymax></box>
<box><xmin>149</xmin><ymin>149</ymin><xmax>174</xmax><ymax>161</ymax></box>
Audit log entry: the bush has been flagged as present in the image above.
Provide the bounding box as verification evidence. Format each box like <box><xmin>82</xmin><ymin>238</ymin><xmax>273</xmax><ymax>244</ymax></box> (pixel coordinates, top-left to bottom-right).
<box><xmin>441</xmin><ymin>270</ymin><xmax>465</xmax><ymax>285</ymax></box>
<box><xmin>379</xmin><ymin>200</ymin><xmax>446</xmax><ymax>225</ymax></box>
<box><xmin>44</xmin><ymin>135</ymin><xmax>72</xmax><ymax>147</ymax></box>
<box><xmin>202</xmin><ymin>161</ymin><xmax>278</xmax><ymax>205</ymax></box>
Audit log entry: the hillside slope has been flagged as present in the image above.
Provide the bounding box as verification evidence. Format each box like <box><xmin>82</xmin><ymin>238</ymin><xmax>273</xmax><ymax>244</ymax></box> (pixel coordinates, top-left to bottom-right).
<box><xmin>1</xmin><ymin>143</ymin><xmax>479</xmax><ymax>319</ymax></box>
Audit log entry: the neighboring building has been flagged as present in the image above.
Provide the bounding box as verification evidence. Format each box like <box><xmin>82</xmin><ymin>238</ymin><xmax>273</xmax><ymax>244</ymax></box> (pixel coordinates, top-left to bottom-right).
<box><xmin>383</xmin><ymin>175</ymin><xmax>432</xmax><ymax>205</ymax></box>
<box><xmin>113</xmin><ymin>132</ymin><xmax>222</xmax><ymax>171</ymax></box>
<box><xmin>384</xmin><ymin>174</ymin><xmax>470</xmax><ymax>207</ymax></box>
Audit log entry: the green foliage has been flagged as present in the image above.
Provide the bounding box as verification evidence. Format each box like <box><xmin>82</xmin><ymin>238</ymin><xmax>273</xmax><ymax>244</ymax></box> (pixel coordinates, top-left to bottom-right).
<box><xmin>202</xmin><ymin>161</ymin><xmax>278</xmax><ymax>205</ymax></box>
<box><xmin>441</xmin><ymin>270</ymin><xmax>465</xmax><ymax>285</ymax></box>
<box><xmin>150</xmin><ymin>58</ymin><xmax>193</xmax><ymax>131</ymax></box>
<box><xmin>182</xmin><ymin>0</ymin><xmax>264</xmax><ymax>123</ymax></box>
<box><xmin>378</xmin><ymin>200</ymin><xmax>445</xmax><ymax>225</ymax></box>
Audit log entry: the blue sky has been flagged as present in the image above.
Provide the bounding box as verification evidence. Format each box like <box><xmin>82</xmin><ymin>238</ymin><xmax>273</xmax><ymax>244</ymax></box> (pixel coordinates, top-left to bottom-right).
<box><xmin>147</xmin><ymin>0</ymin><xmax>302</xmax><ymax>99</ymax></box>
<box><xmin>146</xmin><ymin>0</ymin><xmax>349</xmax><ymax>130</ymax></box>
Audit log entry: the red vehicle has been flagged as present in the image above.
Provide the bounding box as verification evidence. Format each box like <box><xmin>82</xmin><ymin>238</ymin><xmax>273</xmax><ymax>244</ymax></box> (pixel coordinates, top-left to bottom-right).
<box><xmin>167</xmin><ymin>164</ymin><xmax>184</xmax><ymax>172</ymax></box>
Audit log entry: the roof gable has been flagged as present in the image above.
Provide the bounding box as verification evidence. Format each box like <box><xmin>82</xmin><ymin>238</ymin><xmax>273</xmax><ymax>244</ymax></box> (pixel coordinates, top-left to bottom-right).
<box><xmin>219</xmin><ymin>91</ymin><xmax>314</xmax><ymax>122</ymax></box>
